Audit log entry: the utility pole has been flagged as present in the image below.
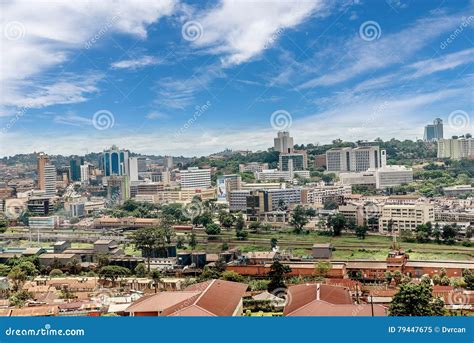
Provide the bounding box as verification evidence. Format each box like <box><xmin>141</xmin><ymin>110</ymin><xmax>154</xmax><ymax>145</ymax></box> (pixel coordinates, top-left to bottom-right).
<box><xmin>370</xmin><ymin>295</ymin><xmax>374</xmax><ymax>317</ymax></box>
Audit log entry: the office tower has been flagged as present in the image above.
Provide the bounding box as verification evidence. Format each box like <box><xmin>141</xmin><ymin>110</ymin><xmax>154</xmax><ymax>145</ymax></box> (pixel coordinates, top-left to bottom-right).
<box><xmin>164</xmin><ymin>156</ymin><xmax>173</xmax><ymax>170</ymax></box>
<box><xmin>80</xmin><ymin>163</ymin><xmax>91</xmax><ymax>183</ymax></box>
<box><xmin>106</xmin><ymin>175</ymin><xmax>129</xmax><ymax>205</ymax></box>
<box><xmin>375</xmin><ymin>166</ymin><xmax>414</xmax><ymax>189</ymax></box>
<box><xmin>103</xmin><ymin>146</ymin><xmax>129</xmax><ymax>177</ymax></box>
<box><xmin>424</xmin><ymin>118</ymin><xmax>443</xmax><ymax>141</ymax></box>
<box><xmin>43</xmin><ymin>164</ymin><xmax>57</xmax><ymax>197</ymax></box>
<box><xmin>179</xmin><ymin>167</ymin><xmax>211</xmax><ymax>189</ymax></box>
<box><xmin>437</xmin><ymin>137</ymin><xmax>474</xmax><ymax>159</ymax></box>
<box><xmin>217</xmin><ymin>174</ymin><xmax>242</xmax><ymax>201</ymax></box>
<box><xmin>274</xmin><ymin>131</ymin><xmax>294</xmax><ymax>154</ymax></box>
<box><xmin>325</xmin><ymin>146</ymin><xmax>386</xmax><ymax>173</ymax></box>
<box><xmin>129</xmin><ymin>157</ymin><xmax>146</xmax><ymax>182</ymax></box>
<box><xmin>36</xmin><ymin>152</ymin><xmax>49</xmax><ymax>190</ymax></box>
<box><xmin>279</xmin><ymin>153</ymin><xmax>305</xmax><ymax>171</ymax></box>
<box><xmin>69</xmin><ymin>157</ymin><xmax>84</xmax><ymax>182</ymax></box>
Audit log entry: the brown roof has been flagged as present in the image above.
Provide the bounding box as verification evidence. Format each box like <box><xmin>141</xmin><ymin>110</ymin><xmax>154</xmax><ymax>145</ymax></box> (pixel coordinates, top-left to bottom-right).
<box><xmin>286</xmin><ymin>300</ymin><xmax>387</xmax><ymax>316</ymax></box>
<box><xmin>284</xmin><ymin>283</ymin><xmax>353</xmax><ymax>316</ymax></box>
<box><xmin>10</xmin><ymin>305</ymin><xmax>59</xmax><ymax>316</ymax></box>
<box><xmin>126</xmin><ymin>279</ymin><xmax>247</xmax><ymax>316</ymax></box>
<box><xmin>126</xmin><ymin>292</ymin><xmax>200</xmax><ymax>313</ymax></box>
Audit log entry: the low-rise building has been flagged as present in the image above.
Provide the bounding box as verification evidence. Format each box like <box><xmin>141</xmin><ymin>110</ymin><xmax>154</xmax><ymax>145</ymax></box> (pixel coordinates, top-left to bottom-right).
<box><xmin>378</xmin><ymin>203</ymin><xmax>435</xmax><ymax>232</ymax></box>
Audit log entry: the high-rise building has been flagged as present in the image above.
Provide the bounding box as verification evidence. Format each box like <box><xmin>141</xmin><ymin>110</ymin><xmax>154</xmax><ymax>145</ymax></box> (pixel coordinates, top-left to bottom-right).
<box><xmin>69</xmin><ymin>157</ymin><xmax>84</xmax><ymax>182</ymax></box>
<box><xmin>164</xmin><ymin>156</ymin><xmax>173</xmax><ymax>170</ymax></box>
<box><xmin>424</xmin><ymin>118</ymin><xmax>443</xmax><ymax>141</ymax></box>
<box><xmin>437</xmin><ymin>137</ymin><xmax>474</xmax><ymax>159</ymax></box>
<box><xmin>43</xmin><ymin>164</ymin><xmax>57</xmax><ymax>197</ymax></box>
<box><xmin>36</xmin><ymin>152</ymin><xmax>49</xmax><ymax>190</ymax></box>
<box><xmin>80</xmin><ymin>163</ymin><xmax>92</xmax><ymax>183</ymax></box>
<box><xmin>103</xmin><ymin>146</ymin><xmax>129</xmax><ymax>177</ymax></box>
<box><xmin>217</xmin><ymin>174</ymin><xmax>242</xmax><ymax>201</ymax></box>
<box><xmin>274</xmin><ymin>131</ymin><xmax>294</xmax><ymax>154</ymax></box>
<box><xmin>106</xmin><ymin>175</ymin><xmax>129</xmax><ymax>205</ymax></box>
<box><xmin>279</xmin><ymin>153</ymin><xmax>305</xmax><ymax>171</ymax></box>
<box><xmin>179</xmin><ymin>167</ymin><xmax>211</xmax><ymax>189</ymax></box>
<box><xmin>326</xmin><ymin>146</ymin><xmax>386</xmax><ymax>173</ymax></box>
<box><xmin>129</xmin><ymin>157</ymin><xmax>146</xmax><ymax>182</ymax></box>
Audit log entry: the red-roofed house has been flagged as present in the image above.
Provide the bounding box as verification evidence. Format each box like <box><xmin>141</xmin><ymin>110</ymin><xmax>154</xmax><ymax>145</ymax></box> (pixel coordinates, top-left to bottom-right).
<box><xmin>125</xmin><ymin>279</ymin><xmax>248</xmax><ymax>316</ymax></box>
<box><xmin>284</xmin><ymin>283</ymin><xmax>386</xmax><ymax>316</ymax></box>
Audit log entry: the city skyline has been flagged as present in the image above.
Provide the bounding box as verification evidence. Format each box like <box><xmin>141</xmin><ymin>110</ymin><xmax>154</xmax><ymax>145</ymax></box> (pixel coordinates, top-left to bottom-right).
<box><xmin>0</xmin><ymin>0</ymin><xmax>473</xmax><ymax>157</ymax></box>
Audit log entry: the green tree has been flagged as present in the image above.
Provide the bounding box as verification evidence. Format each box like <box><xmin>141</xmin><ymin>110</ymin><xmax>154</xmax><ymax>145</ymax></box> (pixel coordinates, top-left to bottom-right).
<box><xmin>329</xmin><ymin>213</ymin><xmax>346</xmax><ymax>236</ymax></box>
<box><xmin>355</xmin><ymin>225</ymin><xmax>368</xmax><ymax>239</ymax></box>
<box><xmin>188</xmin><ymin>232</ymin><xmax>198</xmax><ymax>250</ymax></box>
<box><xmin>267</xmin><ymin>261</ymin><xmax>292</xmax><ymax>292</ymax></box>
<box><xmin>389</xmin><ymin>283</ymin><xmax>445</xmax><ymax>316</ymax></box>
<box><xmin>314</xmin><ymin>261</ymin><xmax>331</xmax><ymax>277</ymax></box>
<box><xmin>220</xmin><ymin>270</ymin><xmax>244</xmax><ymax>282</ymax></box>
<box><xmin>0</xmin><ymin>263</ymin><xmax>11</xmax><ymax>276</ymax></box>
<box><xmin>193</xmin><ymin>212</ymin><xmax>213</xmax><ymax>227</ymax></box>
<box><xmin>132</xmin><ymin>227</ymin><xmax>166</xmax><ymax>272</ymax></box>
<box><xmin>290</xmin><ymin>205</ymin><xmax>309</xmax><ymax>234</ymax></box>
<box><xmin>462</xmin><ymin>269</ymin><xmax>474</xmax><ymax>290</ymax></box>
<box><xmin>9</xmin><ymin>290</ymin><xmax>32</xmax><ymax>308</ymax></box>
<box><xmin>270</xmin><ymin>238</ymin><xmax>278</xmax><ymax>249</ymax></box>
<box><xmin>49</xmin><ymin>269</ymin><xmax>64</xmax><ymax>278</ymax></box>
<box><xmin>8</xmin><ymin>267</ymin><xmax>27</xmax><ymax>291</ymax></box>
<box><xmin>205</xmin><ymin>223</ymin><xmax>221</xmax><ymax>237</ymax></box>
<box><xmin>134</xmin><ymin>263</ymin><xmax>147</xmax><ymax>277</ymax></box>
<box><xmin>98</xmin><ymin>265</ymin><xmax>130</xmax><ymax>286</ymax></box>
<box><xmin>442</xmin><ymin>224</ymin><xmax>457</xmax><ymax>245</ymax></box>
<box><xmin>218</xmin><ymin>210</ymin><xmax>235</xmax><ymax>228</ymax></box>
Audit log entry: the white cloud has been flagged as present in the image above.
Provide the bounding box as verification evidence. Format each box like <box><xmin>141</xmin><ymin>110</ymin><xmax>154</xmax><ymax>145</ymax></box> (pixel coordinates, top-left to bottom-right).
<box><xmin>189</xmin><ymin>0</ymin><xmax>328</xmax><ymax>66</ymax></box>
<box><xmin>2</xmin><ymin>86</ymin><xmax>469</xmax><ymax>157</ymax></box>
<box><xmin>1</xmin><ymin>73</ymin><xmax>103</xmax><ymax>112</ymax></box>
<box><xmin>53</xmin><ymin>112</ymin><xmax>93</xmax><ymax>127</ymax></box>
<box><xmin>146</xmin><ymin>111</ymin><xmax>169</xmax><ymax>120</ymax></box>
<box><xmin>298</xmin><ymin>13</ymin><xmax>465</xmax><ymax>89</ymax></box>
<box><xmin>111</xmin><ymin>55</ymin><xmax>164</xmax><ymax>70</ymax></box>
<box><xmin>0</xmin><ymin>0</ymin><xmax>177</xmax><ymax>110</ymax></box>
<box><xmin>407</xmin><ymin>48</ymin><xmax>474</xmax><ymax>78</ymax></box>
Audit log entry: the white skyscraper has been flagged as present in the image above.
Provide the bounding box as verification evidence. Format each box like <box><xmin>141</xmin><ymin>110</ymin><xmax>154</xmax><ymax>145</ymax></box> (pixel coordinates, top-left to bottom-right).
<box><xmin>274</xmin><ymin>131</ymin><xmax>294</xmax><ymax>154</ymax></box>
<box><xmin>80</xmin><ymin>163</ymin><xmax>90</xmax><ymax>183</ymax></box>
<box><xmin>43</xmin><ymin>164</ymin><xmax>56</xmax><ymax>197</ymax></box>
<box><xmin>179</xmin><ymin>167</ymin><xmax>211</xmax><ymax>189</ymax></box>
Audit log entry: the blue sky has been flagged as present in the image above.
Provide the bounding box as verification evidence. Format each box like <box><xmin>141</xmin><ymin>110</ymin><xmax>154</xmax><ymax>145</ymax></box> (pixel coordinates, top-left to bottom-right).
<box><xmin>0</xmin><ymin>0</ymin><xmax>473</xmax><ymax>157</ymax></box>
